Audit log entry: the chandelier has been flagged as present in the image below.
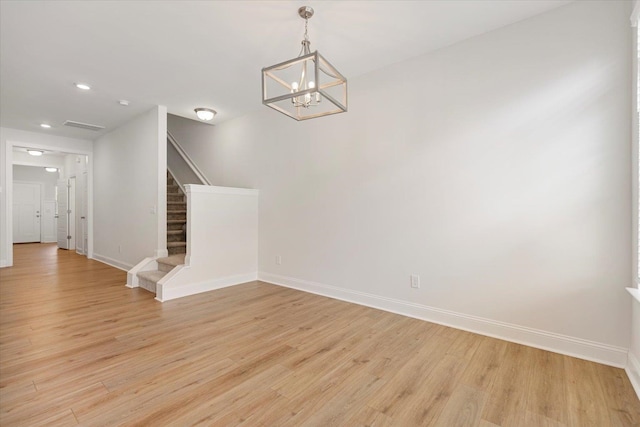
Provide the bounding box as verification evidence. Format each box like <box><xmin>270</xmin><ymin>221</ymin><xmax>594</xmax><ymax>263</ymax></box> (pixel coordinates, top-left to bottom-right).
<box><xmin>262</xmin><ymin>6</ymin><xmax>347</xmax><ymax>121</ymax></box>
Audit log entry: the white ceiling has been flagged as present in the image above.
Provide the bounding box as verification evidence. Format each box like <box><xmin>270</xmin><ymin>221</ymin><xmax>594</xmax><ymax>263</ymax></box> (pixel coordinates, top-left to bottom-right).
<box><xmin>0</xmin><ymin>0</ymin><xmax>573</xmax><ymax>140</ymax></box>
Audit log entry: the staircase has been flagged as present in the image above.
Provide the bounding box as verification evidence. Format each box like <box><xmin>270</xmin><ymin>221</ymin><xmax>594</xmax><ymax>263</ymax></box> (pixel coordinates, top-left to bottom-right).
<box><xmin>167</xmin><ymin>171</ymin><xmax>187</xmax><ymax>255</ymax></box>
<box><xmin>134</xmin><ymin>171</ymin><xmax>187</xmax><ymax>295</ymax></box>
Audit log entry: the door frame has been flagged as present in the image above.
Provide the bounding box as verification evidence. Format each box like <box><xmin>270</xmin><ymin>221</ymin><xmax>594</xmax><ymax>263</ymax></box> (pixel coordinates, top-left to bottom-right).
<box><xmin>3</xmin><ymin>139</ymin><xmax>93</xmax><ymax>267</ymax></box>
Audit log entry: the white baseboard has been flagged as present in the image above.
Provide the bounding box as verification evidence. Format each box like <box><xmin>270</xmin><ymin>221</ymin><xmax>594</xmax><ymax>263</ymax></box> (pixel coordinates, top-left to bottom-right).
<box><xmin>627</xmin><ymin>352</ymin><xmax>640</xmax><ymax>400</ymax></box>
<box><xmin>91</xmin><ymin>253</ymin><xmax>133</xmax><ymax>272</ymax></box>
<box><xmin>258</xmin><ymin>272</ymin><xmax>629</xmax><ymax>368</ymax></box>
<box><xmin>0</xmin><ymin>259</ymin><xmax>8</xmax><ymax>268</ymax></box>
<box><xmin>156</xmin><ymin>271</ymin><xmax>258</xmax><ymax>302</ymax></box>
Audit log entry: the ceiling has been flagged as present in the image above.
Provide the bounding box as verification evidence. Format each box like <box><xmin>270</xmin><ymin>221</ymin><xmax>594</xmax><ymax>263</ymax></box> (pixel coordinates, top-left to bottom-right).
<box><xmin>0</xmin><ymin>0</ymin><xmax>573</xmax><ymax>140</ymax></box>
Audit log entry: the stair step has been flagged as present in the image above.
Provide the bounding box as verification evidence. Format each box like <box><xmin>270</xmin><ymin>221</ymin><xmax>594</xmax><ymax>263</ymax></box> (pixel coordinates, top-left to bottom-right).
<box><xmin>167</xmin><ymin>201</ymin><xmax>186</xmax><ymax>205</ymax></box>
<box><xmin>167</xmin><ymin>230</ymin><xmax>183</xmax><ymax>235</ymax></box>
<box><xmin>157</xmin><ymin>254</ymin><xmax>185</xmax><ymax>272</ymax></box>
<box><xmin>157</xmin><ymin>254</ymin><xmax>186</xmax><ymax>267</ymax></box>
<box><xmin>167</xmin><ymin>242</ymin><xmax>187</xmax><ymax>248</ymax></box>
<box><xmin>168</xmin><ymin>246</ymin><xmax>186</xmax><ymax>255</ymax></box>
<box><xmin>167</xmin><ymin>220</ymin><xmax>187</xmax><ymax>224</ymax></box>
<box><xmin>137</xmin><ymin>269</ymin><xmax>167</xmax><ymax>293</ymax></box>
<box><xmin>138</xmin><ymin>269</ymin><xmax>167</xmax><ymax>282</ymax></box>
<box><xmin>168</xmin><ymin>210</ymin><xmax>187</xmax><ymax>214</ymax></box>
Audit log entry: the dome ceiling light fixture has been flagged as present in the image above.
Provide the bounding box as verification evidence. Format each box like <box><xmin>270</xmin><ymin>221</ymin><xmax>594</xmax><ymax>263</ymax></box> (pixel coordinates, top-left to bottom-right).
<box><xmin>27</xmin><ymin>149</ymin><xmax>44</xmax><ymax>156</ymax></box>
<box><xmin>45</xmin><ymin>167</ymin><xmax>58</xmax><ymax>173</ymax></box>
<box><xmin>262</xmin><ymin>6</ymin><xmax>347</xmax><ymax>121</ymax></box>
<box><xmin>194</xmin><ymin>108</ymin><xmax>216</xmax><ymax>121</ymax></box>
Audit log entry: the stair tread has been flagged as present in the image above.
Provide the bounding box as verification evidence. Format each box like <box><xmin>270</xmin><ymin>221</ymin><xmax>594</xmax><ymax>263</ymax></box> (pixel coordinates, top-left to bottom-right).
<box><xmin>167</xmin><ymin>220</ymin><xmax>187</xmax><ymax>224</ymax></box>
<box><xmin>167</xmin><ymin>230</ymin><xmax>184</xmax><ymax>235</ymax></box>
<box><xmin>137</xmin><ymin>270</ymin><xmax>167</xmax><ymax>282</ymax></box>
<box><xmin>168</xmin><ymin>210</ymin><xmax>187</xmax><ymax>213</ymax></box>
<box><xmin>157</xmin><ymin>254</ymin><xmax>186</xmax><ymax>267</ymax></box>
<box><xmin>167</xmin><ymin>242</ymin><xmax>186</xmax><ymax>247</ymax></box>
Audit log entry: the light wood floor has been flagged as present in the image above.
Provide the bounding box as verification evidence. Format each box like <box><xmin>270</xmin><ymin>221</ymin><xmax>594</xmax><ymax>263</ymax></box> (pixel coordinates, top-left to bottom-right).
<box><xmin>1</xmin><ymin>244</ymin><xmax>639</xmax><ymax>426</ymax></box>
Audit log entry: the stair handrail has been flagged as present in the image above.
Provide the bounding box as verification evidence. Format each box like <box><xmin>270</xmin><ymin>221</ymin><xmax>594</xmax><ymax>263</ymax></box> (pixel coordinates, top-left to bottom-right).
<box><xmin>167</xmin><ymin>130</ymin><xmax>212</xmax><ymax>186</ymax></box>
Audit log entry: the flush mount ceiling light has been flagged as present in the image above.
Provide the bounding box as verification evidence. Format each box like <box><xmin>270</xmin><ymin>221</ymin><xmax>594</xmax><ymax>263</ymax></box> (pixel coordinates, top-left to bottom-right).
<box><xmin>262</xmin><ymin>6</ymin><xmax>347</xmax><ymax>121</ymax></box>
<box><xmin>75</xmin><ymin>82</ymin><xmax>91</xmax><ymax>90</ymax></box>
<box><xmin>40</xmin><ymin>123</ymin><xmax>51</xmax><ymax>129</ymax></box>
<box><xmin>45</xmin><ymin>167</ymin><xmax>58</xmax><ymax>173</ymax></box>
<box><xmin>194</xmin><ymin>108</ymin><xmax>216</xmax><ymax>121</ymax></box>
<box><xmin>27</xmin><ymin>149</ymin><xmax>44</xmax><ymax>156</ymax></box>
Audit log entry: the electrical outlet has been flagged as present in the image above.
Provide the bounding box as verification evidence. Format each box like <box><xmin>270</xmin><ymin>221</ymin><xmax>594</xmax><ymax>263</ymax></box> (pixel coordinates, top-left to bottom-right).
<box><xmin>410</xmin><ymin>274</ymin><xmax>420</xmax><ymax>289</ymax></box>
<box><xmin>276</xmin><ymin>255</ymin><xmax>282</xmax><ymax>265</ymax></box>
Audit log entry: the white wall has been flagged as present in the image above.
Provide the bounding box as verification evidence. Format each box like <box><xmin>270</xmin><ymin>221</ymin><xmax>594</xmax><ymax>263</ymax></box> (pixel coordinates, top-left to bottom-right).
<box><xmin>156</xmin><ymin>185</ymin><xmax>258</xmax><ymax>301</ymax></box>
<box><xmin>93</xmin><ymin>106</ymin><xmax>167</xmax><ymax>270</ymax></box>
<box><xmin>0</xmin><ymin>127</ymin><xmax>92</xmax><ymax>267</ymax></box>
<box><xmin>167</xmin><ymin>114</ymin><xmax>224</xmax><ymax>184</ymax></box>
<box><xmin>628</xmin><ymin>0</ymin><xmax>640</xmax><ymax>399</ymax></box>
<box><xmin>61</xmin><ymin>153</ymin><xmax>87</xmax><ymax>179</ymax></box>
<box><xmin>13</xmin><ymin>165</ymin><xmax>59</xmax><ymax>199</ymax></box>
<box><xmin>629</xmin><ymin>292</ymin><xmax>640</xmax><ymax>397</ymax></box>
<box><xmin>181</xmin><ymin>1</ymin><xmax>633</xmax><ymax>366</ymax></box>
<box><xmin>12</xmin><ymin>151</ymin><xmax>65</xmax><ymax>171</ymax></box>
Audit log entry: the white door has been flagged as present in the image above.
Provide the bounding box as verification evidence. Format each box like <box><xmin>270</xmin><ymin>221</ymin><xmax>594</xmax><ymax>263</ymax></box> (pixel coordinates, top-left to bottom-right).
<box><xmin>57</xmin><ymin>180</ymin><xmax>69</xmax><ymax>249</ymax></box>
<box><xmin>13</xmin><ymin>182</ymin><xmax>41</xmax><ymax>243</ymax></box>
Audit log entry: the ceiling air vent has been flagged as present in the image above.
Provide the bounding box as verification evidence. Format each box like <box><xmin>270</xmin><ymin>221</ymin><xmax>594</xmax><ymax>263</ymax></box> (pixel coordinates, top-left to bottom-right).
<box><xmin>63</xmin><ymin>120</ymin><xmax>105</xmax><ymax>131</ymax></box>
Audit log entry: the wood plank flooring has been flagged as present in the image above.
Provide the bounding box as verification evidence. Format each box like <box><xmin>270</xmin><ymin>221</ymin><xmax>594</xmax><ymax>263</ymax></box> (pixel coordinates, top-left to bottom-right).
<box><xmin>1</xmin><ymin>243</ymin><xmax>639</xmax><ymax>426</ymax></box>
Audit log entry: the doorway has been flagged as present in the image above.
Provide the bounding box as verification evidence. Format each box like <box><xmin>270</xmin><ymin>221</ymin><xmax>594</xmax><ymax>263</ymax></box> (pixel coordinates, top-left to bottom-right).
<box><xmin>2</xmin><ymin>143</ymin><xmax>93</xmax><ymax>268</ymax></box>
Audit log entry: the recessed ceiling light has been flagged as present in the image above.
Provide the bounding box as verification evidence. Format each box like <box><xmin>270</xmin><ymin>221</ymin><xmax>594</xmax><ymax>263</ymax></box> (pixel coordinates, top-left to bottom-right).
<box><xmin>195</xmin><ymin>108</ymin><xmax>216</xmax><ymax>121</ymax></box>
<box><xmin>118</xmin><ymin>100</ymin><xmax>130</xmax><ymax>106</ymax></box>
<box><xmin>75</xmin><ymin>83</ymin><xmax>91</xmax><ymax>90</ymax></box>
<box><xmin>27</xmin><ymin>149</ymin><xmax>44</xmax><ymax>156</ymax></box>
<box><xmin>45</xmin><ymin>167</ymin><xmax>58</xmax><ymax>173</ymax></box>
<box><xmin>40</xmin><ymin>123</ymin><xmax>51</xmax><ymax>129</ymax></box>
